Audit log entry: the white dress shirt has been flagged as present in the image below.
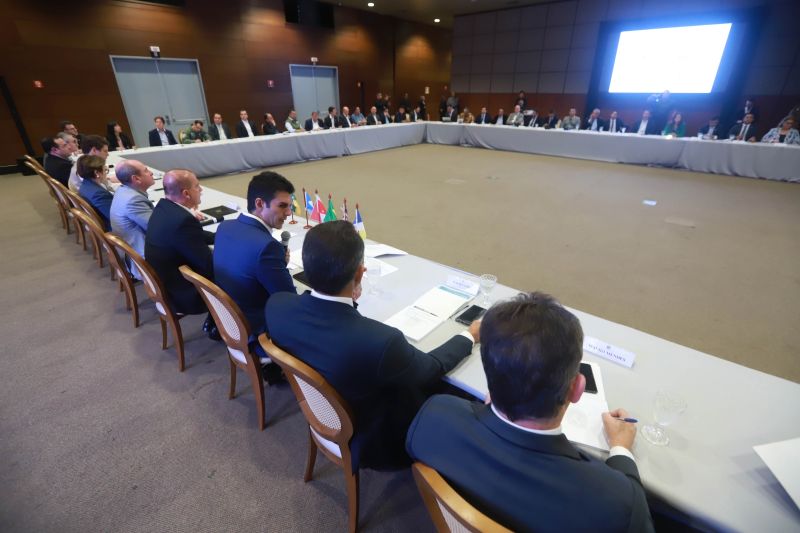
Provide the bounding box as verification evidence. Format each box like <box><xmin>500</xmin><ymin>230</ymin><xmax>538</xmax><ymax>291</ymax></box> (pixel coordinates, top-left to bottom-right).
<box><xmin>157</xmin><ymin>129</ymin><xmax>170</xmax><ymax>145</ymax></box>
<box><xmin>608</xmin><ymin>119</ymin><xmax>617</xmax><ymax>132</ymax></box>
<box><xmin>637</xmin><ymin>120</ymin><xmax>648</xmax><ymax>135</ymax></box>
<box><xmin>242</xmin><ymin>120</ymin><xmax>255</xmax><ymax>137</ymax></box>
<box><xmin>311</xmin><ymin>120</ymin><xmax>322</xmax><ymax>131</ymax></box>
<box><xmin>216</xmin><ymin>124</ymin><xmax>227</xmax><ymax>140</ymax></box>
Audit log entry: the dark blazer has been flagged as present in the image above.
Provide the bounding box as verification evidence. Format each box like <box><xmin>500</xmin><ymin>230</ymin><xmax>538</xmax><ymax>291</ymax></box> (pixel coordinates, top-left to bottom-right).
<box><xmin>265</xmin><ymin>292</ymin><xmax>473</xmax><ymax>470</ymax></box>
<box><xmin>79</xmin><ymin>179</ymin><xmax>114</xmax><ymax>230</ymax></box>
<box><xmin>144</xmin><ymin>199</ymin><xmax>215</xmax><ymax>315</ymax></box>
<box><xmin>366</xmin><ymin>114</ymin><xmax>381</xmax><ymax>126</ymax></box>
<box><xmin>304</xmin><ymin>118</ymin><xmax>324</xmax><ymax>131</ymax></box>
<box><xmin>262</xmin><ymin>122</ymin><xmax>278</xmax><ymax>136</ymax></box>
<box><xmin>582</xmin><ymin>117</ymin><xmax>606</xmax><ymax>131</ymax></box>
<box><xmin>728</xmin><ymin>122</ymin><xmax>759</xmax><ymax>141</ymax></box>
<box><xmin>542</xmin><ymin>115</ymin><xmax>559</xmax><ymax>129</ymax></box>
<box><xmin>209</xmin><ymin>123</ymin><xmax>232</xmax><ymax>140</ymax></box>
<box><xmin>632</xmin><ymin>119</ymin><xmax>659</xmax><ymax>135</ymax></box>
<box><xmin>407</xmin><ymin>396</ymin><xmax>654</xmax><ymax>533</ymax></box>
<box><xmin>408</xmin><ymin>110</ymin><xmax>419</xmax><ymax>122</ymax></box>
<box><xmin>442</xmin><ymin>109</ymin><xmax>458</xmax><ymax>122</ymax></box>
<box><xmin>213</xmin><ymin>214</ymin><xmax>295</xmax><ymax>335</ymax></box>
<box><xmin>108</xmin><ymin>132</ymin><xmax>134</xmax><ymax>150</ymax></box>
<box><xmin>380</xmin><ymin>113</ymin><xmax>393</xmax><ymax>125</ymax></box>
<box><xmin>148</xmin><ymin>128</ymin><xmax>177</xmax><ymax>147</ymax></box>
<box><xmin>44</xmin><ymin>154</ymin><xmax>72</xmax><ymax>186</ymax></box>
<box><xmin>394</xmin><ymin>112</ymin><xmax>408</xmax><ymax>123</ymax></box>
<box><xmin>323</xmin><ymin>116</ymin><xmax>339</xmax><ymax>129</ymax></box>
<box><xmin>606</xmin><ymin>117</ymin><xmax>626</xmax><ymax>133</ymax></box>
<box><xmin>236</xmin><ymin>120</ymin><xmax>259</xmax><ymax>138</ymax></box>
<box><xmin>339</xmin><ymin>115</ymin><xmax>354</xmax><ymax>128</ymax></box>
<box><xmin>474</xmin><ymin>113</ymin><xmax>491</xmax><ymax>124</ymax></box>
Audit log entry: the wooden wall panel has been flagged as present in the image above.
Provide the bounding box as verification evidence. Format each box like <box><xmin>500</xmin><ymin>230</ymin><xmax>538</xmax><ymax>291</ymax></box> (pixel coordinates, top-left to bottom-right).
<box><xmin>0</xmin><ymin>0</ymin><xmax>452</xmax><ymax>167</ymax></box>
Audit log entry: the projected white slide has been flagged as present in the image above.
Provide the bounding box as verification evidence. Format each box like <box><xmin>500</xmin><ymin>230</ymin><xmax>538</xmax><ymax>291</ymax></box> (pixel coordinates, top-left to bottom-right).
<box><xmin>609</xmin><ymin>23</ymin><xmax>732</xmax><ymax>93</ymax></box>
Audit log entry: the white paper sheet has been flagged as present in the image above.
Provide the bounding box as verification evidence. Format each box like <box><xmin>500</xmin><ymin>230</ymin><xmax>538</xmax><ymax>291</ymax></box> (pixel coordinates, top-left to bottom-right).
<box><xmin>365</xmin><ymin>243</ymin><xmax>407</xmax><ymax>258</ymax></box>
<box><xmin>385</xmin><ymin>306</ymin><xmax>442</xmax><ymax>342</ymax></box>
<box><xmin>414</xmin><ymin>285</ymin><xmax>472</xmax><ymax>318</ymax></box>
<box><xmin>754</xmin><ymin>437</ymin><xmax>800</xmax><ymax>507</ymax></box>
<box><xmin>562</xmin><ymin>361</ymin><xmax>610</xmax><ymax>451</ymax></box>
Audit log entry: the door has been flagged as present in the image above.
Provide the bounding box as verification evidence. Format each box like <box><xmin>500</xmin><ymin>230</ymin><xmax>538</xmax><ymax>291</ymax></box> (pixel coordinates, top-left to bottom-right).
<box><xmin>289</xmin><ymin>65</ymin><xmax>340</xmax><ymax>123</ymax></box>
<box><xmin>110</xmin><ymin>56</ymin><xmax>209</xmax><ymax>147</ymax></box>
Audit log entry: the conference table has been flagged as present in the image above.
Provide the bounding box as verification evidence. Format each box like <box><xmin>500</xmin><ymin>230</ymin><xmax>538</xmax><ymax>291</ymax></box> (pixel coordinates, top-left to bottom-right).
<box><xmin>107</xmin><ymin>130</ymin><xmax>800</xmax><ymax>532</ymax></box>
<box><xmin>119</xmin><ymin>122</ymin><xmax>800</xmax><ymax>182</ymax></box>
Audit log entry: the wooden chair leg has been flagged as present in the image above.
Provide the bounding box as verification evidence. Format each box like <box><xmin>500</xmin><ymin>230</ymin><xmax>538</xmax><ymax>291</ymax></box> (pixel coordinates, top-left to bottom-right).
<box><xmin>345</xmin><ymin>470</ymin><xmax>360</xmax><ymax>533</ymax></box>
<box><xmin>127</xmin><ymin>286</ymin><xmax>140</xmax><ymax>328</ymax></box>
<box><xmin>304</xmin><ymin>430</ymin><xmax>318</xmax><ymax>482</ymax></box>
<box><xmin>159</xmin><ymin>317</ymin><xmax>168</xmax><ymax>349</ymax></box>
<box><xmin>166</xmin><ymin>314</ymin><xmax>185</xmax><ymax>372</ymax></box>
<box><xmin>247</xmin><ymin>367</ymin><xmax>266</xmax><ymax>431</ymax></box>
<box><xmin>228</xmin><ymin>357</ymin><xmax>237</xmax><ymax>399</ymax></box>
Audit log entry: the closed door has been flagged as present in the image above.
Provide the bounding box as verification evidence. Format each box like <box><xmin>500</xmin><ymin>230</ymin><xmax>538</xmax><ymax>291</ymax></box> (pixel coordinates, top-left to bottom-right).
<box><xmin>290</xmin><ymin>65</ymin><xmax>340</xmax><ymax>123</ymax></box>
<box><xmin>110</xmin><ymin>56</ymin><xmax>209</xmax><ymax>147</ymax></box>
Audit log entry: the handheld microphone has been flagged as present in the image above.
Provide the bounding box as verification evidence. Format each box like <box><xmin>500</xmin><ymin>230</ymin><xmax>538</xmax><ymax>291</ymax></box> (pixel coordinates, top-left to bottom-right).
<box><xmin>281</xmin><ymin>231</ymin><xmax>291</xmax><ymax>250</ymax></box>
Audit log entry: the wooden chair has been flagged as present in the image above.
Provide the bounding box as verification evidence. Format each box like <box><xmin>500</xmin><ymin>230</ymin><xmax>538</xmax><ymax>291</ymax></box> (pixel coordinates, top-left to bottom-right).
<box><xmin>412</xmin><ymin>463</ymin><xmax>512</xmax><ymax>533</ymax></box>
<box><xmin>179</xmin><ymin>265</ymin><xmax>269</xmax><ymax>430</ymax></box>
<box><xmin>65</xmin><ymin>191</ymin><xmax>106</xmax><ymax>267</ymax></box>
<box><xmin>258</xmin><ymin>334</ymin><xmax>359</xmax><ymax>533</ymax></box>
<box><xmin>105</xmin><ymin>233</ymin><xmax>187</xmax><ymax>371</ymax></box>
<box><xmin>29</xmin><ymin>165</ymin><xmax>71</xmax><ymax>233</ymax></box>
<box><xmin>23</xmin><ymin>154</ymin><xmax>44</xmax><ymax>172</ymax></box>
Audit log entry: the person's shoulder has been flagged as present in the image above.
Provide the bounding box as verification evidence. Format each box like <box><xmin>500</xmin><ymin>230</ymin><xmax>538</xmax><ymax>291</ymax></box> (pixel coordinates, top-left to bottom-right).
<box><xmin>418</xmin><ymin>394</ymin><xmax>475</xmax><ymax>420</ymax></box>
<box><xmin>266</xmin><ymin>290</ymin><xmax>301</xmax><ymax>312</ymax></box>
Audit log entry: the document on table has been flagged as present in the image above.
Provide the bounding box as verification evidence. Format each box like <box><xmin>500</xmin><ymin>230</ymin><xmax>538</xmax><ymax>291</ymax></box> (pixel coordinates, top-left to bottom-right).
<box><xmin>562</xmin><ymin>361</ymin><xmax>610</xmax><ymax>451</ymax></box>
<box><xmin>754</xmin><ymin>437</ymin><xmax>800</xmax><ymax>507</ymax></box>
<box><xmin>385</xmin><ymin>284</ymin><xmax>473</xmax><ymax>341</ymax></box>
<box><xmin>365</xmin><ymin>243</ymin><xmax>407</xmax><ymax>258</ymax></box>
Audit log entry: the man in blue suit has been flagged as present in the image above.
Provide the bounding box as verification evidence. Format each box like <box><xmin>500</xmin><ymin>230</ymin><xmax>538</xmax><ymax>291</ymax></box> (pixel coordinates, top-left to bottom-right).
<box><xmin>407</xmin><ymin>292</ymin><xmax>654</xmax><ymax>532</ymax></box>
<box><xmin>213</xmin><ymin>172</ymin><xmax>296</xmax><ymax>342</ymax></box>
<box><xmin>265</xmin><ymin>221</ymin><xmax>479</xmax><ymax>470</ymax></box>
<box><xmin>148</xmin><ymin>116</ymin><xmax>178</xmax><ymax>147</ymax></box>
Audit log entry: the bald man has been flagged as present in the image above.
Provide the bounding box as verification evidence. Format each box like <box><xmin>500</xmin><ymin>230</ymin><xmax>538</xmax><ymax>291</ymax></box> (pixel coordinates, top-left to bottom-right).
<box><xmin>110</xmin><ymin>160</ymin><xmax>155</xmax><ymax>278</ymax></box>
<box><xmin>145</xmin><ymin>170</ymin><xmax>219</xmax><ymax>338</ymax></box>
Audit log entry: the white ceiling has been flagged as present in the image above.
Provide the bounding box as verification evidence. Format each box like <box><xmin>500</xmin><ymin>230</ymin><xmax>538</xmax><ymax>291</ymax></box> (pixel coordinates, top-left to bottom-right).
<box><xmin>326</xmin><ymin>0</ymin><xmax>553</xmax><ymax>28</ymax></box>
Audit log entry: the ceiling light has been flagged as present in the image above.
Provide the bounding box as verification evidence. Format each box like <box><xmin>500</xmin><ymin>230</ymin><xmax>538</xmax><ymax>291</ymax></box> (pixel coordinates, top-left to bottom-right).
<box><xmin>434</xmin><ymin>18</ymin><xmax>440</xmax><ymax>23</ymax></box>
<box><xmin>367</xmin><ymin>2</ymin><xmax>374</xmax><ymax>6</ymax></box>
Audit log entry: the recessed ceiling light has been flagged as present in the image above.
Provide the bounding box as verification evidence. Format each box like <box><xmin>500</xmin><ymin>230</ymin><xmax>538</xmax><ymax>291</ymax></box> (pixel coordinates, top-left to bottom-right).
<box><xmin>367</xmin><ymin>2</ymin><xmax>374</xmax><ymax>6</ymax></box>
<box><xmin>434</xmin><ymin>18</ymin><xmax>440</xmax><ymax>23</ymax></box>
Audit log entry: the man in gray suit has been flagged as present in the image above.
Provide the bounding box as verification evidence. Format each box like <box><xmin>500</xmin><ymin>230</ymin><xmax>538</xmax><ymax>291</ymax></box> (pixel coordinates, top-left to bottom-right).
<box><xmin>506</xmin><ymin>105</ymin><xmax>524</xmax><ymax>126</ymax></box>
<box><xmin>110</xmin><ymin>160</ymin><xmax>155</xmax><ymax>277</ymax></box>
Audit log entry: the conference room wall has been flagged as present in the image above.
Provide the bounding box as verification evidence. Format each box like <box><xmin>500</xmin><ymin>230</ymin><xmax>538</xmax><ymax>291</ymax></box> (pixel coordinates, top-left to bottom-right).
<box><xmin>451</xmin><ymin>0</ymin><xmax>800</xmax><ymax>134</ymax></box>
<box><xmin>0</xmin><ymin>0</ymin><xmax>451</xmax><ymax>167</ymax></box>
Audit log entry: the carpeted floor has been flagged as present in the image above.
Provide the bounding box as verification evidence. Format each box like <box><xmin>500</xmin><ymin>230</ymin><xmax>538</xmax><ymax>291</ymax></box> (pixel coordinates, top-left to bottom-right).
<box><xmin>1</xmin><ymin>143</ymin><xmax>798</xmax><ymax>531</ymax></box>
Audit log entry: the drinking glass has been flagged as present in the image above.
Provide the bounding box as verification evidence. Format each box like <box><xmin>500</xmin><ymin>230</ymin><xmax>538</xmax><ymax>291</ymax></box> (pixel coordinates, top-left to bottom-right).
<box><xmin>479</xmin><ymin>274</ymin><xmax>497</xmax><ymax>306</ymax></box>
<box><xmin>363</xmin><ymin>258</ymin><xmax>381</xmax><ymax>295</ymax></box>
<box><xmin>640</xmin><ymin>390</ymin><xmax>687</xmax><ymax>446</ymax></box>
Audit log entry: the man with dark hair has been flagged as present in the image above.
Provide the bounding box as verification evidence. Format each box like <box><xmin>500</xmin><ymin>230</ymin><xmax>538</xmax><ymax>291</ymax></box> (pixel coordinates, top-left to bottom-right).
<box><xmin>366</xmin><ymin>106</ymin><xmax>381</xmax><ymax>126</ymax></box>
<box><xmin>728</xmin><ymin>113</ymin><xmax>758</xmax><ymax>142</ymax></box>
<box><xmin>265</xmin><ymin>221</ymin><xmax>478</xmax><ymax>470</ymax></box>
<box><xmin>60</xmin><ymin>120</ymin><xmax>82</xmax><ymax>145</ymax></box>
<box><xmin>236</xmin><ymin>109</ymin><xmax>259</xmax><ymax>138</ymax></box>
<box><xmin>145</xmin><ymin>169</ymin><xmax>218</xmax><ymax>338</ymax></box>
<box><xmin>148</xmin><ymin>116</ymin><xmax>178</xmax><ymax>146</ymax></box>
<box><xmin>68</xmin><ymin>134</ymin><xmax>110</xmax><ymax>192</ymax></box>
<box><xmin>182</xmin><ymin>120</ymin><xmax>210</xmax><ymax>144</ymax></box>
<box><xmin>285</xmin><ymin>109</ymin><xmax>301</xmax><ymax>133</ymax></box>
<box><xmin>209</xmin><ymin>113</ymin><xmax>231</xmax><ymax>141</ymax></box>
<box><xmin>214</xmin><ymin>171</ymin><xmax>296</xmax><ymax>343</ymax></box>
<box><xmin>305</xmin><ymin>110</ymin><xmax>324</xmax><ymax>131</ymax></box>
<box><xmin>44</xmin><ymin>133</ymin><xmax>77</xmax><ymax>186</ymax></box>
<box><xmin>407</xmin><ymin>292</ymin><xmax>653</xmax><ymax>532</ymax></box>
<box><xmin>323</xmin><ymin>106</ymin><xmax>340</xmax><ymax>129</ymax></box>
<box><xmin>699</xmin><ymin>116</ymin><xmax>721</xmax><ymax>139</ymax></box>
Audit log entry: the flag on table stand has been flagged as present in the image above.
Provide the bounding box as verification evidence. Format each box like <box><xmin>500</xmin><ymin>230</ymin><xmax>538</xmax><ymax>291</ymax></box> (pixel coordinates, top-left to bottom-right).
<box><xmin>310</xmin><ymin>190</ymin><xmax>326</xmax><ymax>223</ymax></box>
<box><xmin>289</xmin><ymin>193</ymin><xmax>300</xmax><ymax>224</ymax></box>
<box><xmin>323</xmin><ymin>194</ymin><xmax>337</xmax><ymax>222</ymax></box>
<box><xmin>303</xmin><ymin>188</ymin><xmax>313</xmax><ymax>229</ymax></box>
<box><xmin>342</xmin><ymin>198</ymin><xmax>350</xmax><ymax>222</ymax></box>
<box><xmin>353</xmin><ymin>204</ymin><xmax>367</xmax><ymax>239</ymax></box>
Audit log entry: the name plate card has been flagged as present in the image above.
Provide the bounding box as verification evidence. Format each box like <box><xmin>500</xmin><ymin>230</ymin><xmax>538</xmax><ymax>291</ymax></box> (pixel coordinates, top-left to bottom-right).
<box><xmin>583</xmin><ymin>336</ymin><xmax>636</xmax><ymax>368</ymax></box>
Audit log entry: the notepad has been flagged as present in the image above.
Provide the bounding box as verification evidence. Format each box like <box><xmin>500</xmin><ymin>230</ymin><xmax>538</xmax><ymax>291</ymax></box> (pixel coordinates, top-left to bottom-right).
<box><xmin>385</xmin><ymin>284</ymin><xmax>473</xmax><ymax>341</ymax></box>
<box><xmin>562</xmin><ymin>361</ymin><xmax>611</xmax><ymax>451</ymax></box>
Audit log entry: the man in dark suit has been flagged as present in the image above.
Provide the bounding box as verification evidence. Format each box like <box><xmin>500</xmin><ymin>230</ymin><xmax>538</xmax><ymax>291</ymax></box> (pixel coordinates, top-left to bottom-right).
<box><xmin>323</xmin><ymin>106</ymin><xmax>340</xmax><ymax>129</ymax></box>
<box><xmin>583</xmin><ymin>108</ymin><xmax>606</xmax><ymax>132</ymax></box>
<box><xmin>442</xmin><ymin>105</ymin><xmax>458</xmax><ymax>122</ymax></box>
<box><xmin>698</xmin><ymin>116</ymin><xmax>721</xmax><ymax>139</ymax></box>
<box><xmin>409</xmin><ymin>105</ymin><xmax>421</xmax><ymax>122</ymax></box>
<box><xmin>145</xmin><ymin>169</ymin><xmax>215</xmax><ymax>318</ymax></box>
<box><xmin>148</xmin><ymin>116</ymin><xmax>178</xmax><ymax>147</ymax></box>
<box><xmin>493</xmin><ymin>108</ymin><xmax>507</xmax><ymax>125</ymax></box>
<box><xmin>542</xmin><ymin>109</ymin><xmax>559</xmax><ymax>129</ymax></box>
<box><xmin>728</xmin><ymin>113</ymin><xmax>758</xmax><ymax>142</ymax></box>
<box><xmin>209</xmin><ymin>113</ymin><xmax>231</xmax><ymax>140</ymax></box>
<box><xmin>606</xmin><ymin>110</ymin><xmax>625</xmax><ymax>133</ymax></box>
<box><xmin>60</xmin><ymin>120</ymin><xmax>82</xmax><ymax>146</ymax></box>
<box><xmin>366</xmin><ymin>106</ymin><xmax>381</xmax><ymax>126</ymax></box>
<box><xmin>262</xmin><ymin>113</ymin><xmax>279</xmax><ymax>135</ymax></box>
<box><xmin>340</xmin><ymin>106</ymin><xmax>355</xmax><ymax>128</ymax></box>
<box><xmin>407</xmin><ymin>292</ymin><xmax>654</xmax><ymax>532</ymax></box>
<box><xmin>214</xmin><ymin>172</ymin><xmax>296</xmax><ymax>341</ymax></box>
<box><xmin>305</xmin><ymin>111</ymin><xmax>325</xmax><ymax>131</ymax></box>
<box><xmin>44</xmin><ymin>133</ymin><xmax>77</xmax><ymax>186</ymax></box>
<box><xmin>374</xmin><ymin>92</ymin><xmax>385</xmax><ymax>115</ymax></box>
<box><xmin>394</xmin><ymin>106</ymin><xmax>409</xmax><ymax>123</ymax></box>
<box><xmin>265</xmin><ymin>221</ymin><xmax>478</xmax><ymax>470</ymax></box>
<box><xmin>381</xmin><ymin>108</ymin><xmax>393</xmax><ymax>124</ymax></box>
<box><xmin>734</xmin><ymin>98</ymin><xmax>758</xmax><ymax>124</ymax></box>
<box><xmin>236</xmin><ymin>109</ymin><xmax>259</xmax><ymax>138</ymax></box>
<box><xmin>475</xmin><ymin>107</ymin><xmax>491</xmax><ymax>124</ymax></box>
<box><xmin>633</xmin><ymin>110</ymin><xmax>659</xmax><ymax>135</ymax></box>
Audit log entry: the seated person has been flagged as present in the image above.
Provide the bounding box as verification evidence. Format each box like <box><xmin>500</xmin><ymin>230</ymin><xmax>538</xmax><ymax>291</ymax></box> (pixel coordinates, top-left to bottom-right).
<box><xmin>77</xmin><ymin>155</ymin><xmax>114</xmax><ymax>230</ymax></box>
<box><xmin>209</xmin><ymin>113</ymin><xmax>231</xmax><ymax>140</ymax></box>
<box><xmin>541</xmin><ymin>109</ymin><xmax>559</xmax><ymax>129</ymax></box>
<box><xmin>351</xmin><ymin>106</ymin><xmax>366</xmax><ymax>125</ymax></box>
<box><xmin>409</xmin><ymin>105</ymin><xmax>421</xmax><ymax>122</ymax></box>
<box><xmin>459</xmin><ymin>107</ymin><xmax>474</xmax><ymax>124</ymax></box>
<box><xmin>661</xmin><ymin>112</ymin><xmax>686</xmax><ymax>137</ymax></box>
<box><xmin>148</xmin><ymin>116</ymin><xmax>178</xmax><ymax>146</ymax></box>
<box><xmin>366</xmin><ymin>106</ymin><xmax>381</xmax><ymax>126</ymax></box>
<box><xmin>181</xmin><ymin>120</ymin><xmax>210</xmax><ymax>144</ymax></box>
<box><xmin>214</xmin><ymin>171</ymin><xmax>296</xmax><ymax>345</ymax></box>
<box><xmin>494</xmin><ymin>108</ymin><xmax>507</xmax><ymax>125</ymax></box>
<box><xmin>583</xmin><ymin>108</ymin><xmax>605</xmax><ymax>132</ymax></box>
<box><xmin>561</xmin><ymin>108</ymin><xmax>581</xmax><ymax>130</ymax></box>
<box><xmin>395</xmin><ymin>106</ymin><xmax>410</xmax><ymax>123</ymax></box>
<box><xmin>60</xmin><ymin>120</ymin><xmax>82</xmax><ymax>146</ymax></box>
<box><xmin>107</xmin><ymin>121</ymin><xmax>135</xmax><ymax>150</ymax></box>
<box><xmin>761</xmin><ymin>117</ymin><xmax>800</xmax><ymax>145</ymax></box>
<box><xmin>44</xmin><ymin>132</ymin><xmax>78</xmax><ymax>186</ymax></box>
<box><xmin>407</xmin><ymin>292</ymin><xmax>654</xmax><ymax>532</ymax></box>
<box><xmin>525</xmin><ymin>109</ymin><xmax>539</xmax><ymax>127</ymax></box>
<box><xmin>262</xmin><ymin>113</ymin><xmax>279</xmax><ymax>135</ymax></box>
<box><xmin>304</xmin><ymin>111</ymin><xmax>324</xmax><ymax>131</ymax></box>
<box><xmin>236</xmin><ymin>110</ymin><xmax>259</xmax><ymax>138</ymax></box>
<box><xmin>507</xmin><ymin>105</ymin><xmax>524</xmax><ymax>126</ymax></box>
<box><xmin>698</xmin><ymin>116</ymin><xmax>721</xmax><ymax>139</ymax></box>
<box><xmin>110</xmin><ymin>160</ymin><xmax>155</xmax><ymax>277</ymax></box>
<box><xmin>145</xmin><ymin>169</ymin><xmax>218</xmax><ymax>337</ymax></box>
<box><xmin>606</xmin><ymin>111</ymin><xmax>625</xmax><ymax>133</ymax></box>
<box><xmin>340</xmin><ymin>106</ymin><xmax>355</xmax><ymax>128</ymax></box>
<box><xmin>728</xmin><ymin>113</ymin><xmax>758</xmax><ymax>142</ymax></box>
<box><xmin>381</xmin><ymin>108</ymin><xmax>393</xmax><ymax>124</ymax></box>
<box><xmin>442</xmin><ymin>105</ymin><xmax>457</xmax><ymax>122</ymax></box>
<box><xmin>633</xmin><ymin>110</ymin><xmax>658</xmax><ymax>135</ymax></box>
<box><xmin>323</xmin><ymin>106</ymin><xmax>341</xmax><ymax>129</ymax></box>
<box><xmin>285</xmin><ymin>109</ymin><xmax>302</xmax><ymax>133</ymax></box>
<box><xmin>68</xmin><ymin>135</ymin><xmax>110</xmax><ymax>192</ymax></box>
<box><xmin>474</xmin><ymin>107</ymin><xmax>491</xmax><ymax>124</ymax></box>
<box><xmin>265</xmin><ymin>221</ymin><xmax>477</xmax><ymax>469</ymax></box>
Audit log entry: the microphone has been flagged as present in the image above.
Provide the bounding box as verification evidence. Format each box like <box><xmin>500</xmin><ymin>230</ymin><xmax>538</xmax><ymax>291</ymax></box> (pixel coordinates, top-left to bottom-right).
<box><xmin>281</xmin><ymin>231</ymin><xmax>290</xmax><ymax>250</ymax></box>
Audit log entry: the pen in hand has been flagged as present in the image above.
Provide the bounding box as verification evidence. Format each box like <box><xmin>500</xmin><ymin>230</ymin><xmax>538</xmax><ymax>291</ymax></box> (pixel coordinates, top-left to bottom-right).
<box><xmin>613</xmin><ymin>416</ymin><xmax>638</xmax><ymax>423</ymax></box>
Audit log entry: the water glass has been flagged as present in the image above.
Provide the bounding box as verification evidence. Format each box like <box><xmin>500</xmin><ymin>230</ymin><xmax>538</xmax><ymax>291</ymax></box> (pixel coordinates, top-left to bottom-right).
<box><xmin>479</xmin><ymin>274</ymin><xmax>497</xmax><ymax>306</ymax></box>
<box><xmin>640</xmin><ymin>390</ymin><xmax>687</xmax><ymax>446</ymax></box>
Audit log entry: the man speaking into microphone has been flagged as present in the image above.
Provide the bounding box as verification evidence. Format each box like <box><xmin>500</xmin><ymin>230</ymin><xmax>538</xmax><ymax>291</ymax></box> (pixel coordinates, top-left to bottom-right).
<box><xmin>213</xmin><ymin>171</ymin><xmax>297</xmax><ymax>381</ymax></box>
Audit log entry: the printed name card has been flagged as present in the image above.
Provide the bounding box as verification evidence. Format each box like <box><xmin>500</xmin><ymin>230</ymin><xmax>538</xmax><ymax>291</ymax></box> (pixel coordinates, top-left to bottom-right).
<box><xmin>583</xmin><ymin>336</ymin><xmax>636</xmax><ymax>368</ymax></box>
<box><xmin>446</xmin><ymin>275</ymin><xmax>479</xmax><ymax>297</ymax></box>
